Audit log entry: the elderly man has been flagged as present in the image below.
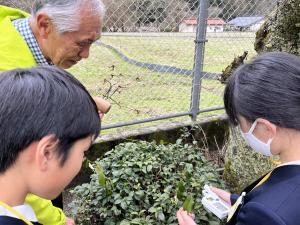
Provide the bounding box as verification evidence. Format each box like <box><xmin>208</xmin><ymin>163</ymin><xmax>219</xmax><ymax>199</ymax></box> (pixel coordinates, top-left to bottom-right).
<box><xmin>0</xmin><ymin>0</ymin><xmax>104</xmax><ymax>70</ymax></box>
<box><xmin>0</xmin><ymin>0</ymin><xmax>107</xmax><ymax>225</ymax></box>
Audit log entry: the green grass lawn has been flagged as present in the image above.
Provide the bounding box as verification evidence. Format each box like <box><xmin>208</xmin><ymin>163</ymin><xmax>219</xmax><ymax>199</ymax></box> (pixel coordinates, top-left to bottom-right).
<box><xmin>69</xmin><ymin>32</ymin><xmax>257</xmax><ymax>133</ymax></box>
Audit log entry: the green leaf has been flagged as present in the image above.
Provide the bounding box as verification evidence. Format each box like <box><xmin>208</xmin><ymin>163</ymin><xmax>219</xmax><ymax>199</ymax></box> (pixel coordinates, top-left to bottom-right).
<box><xmin>120</xmin><ymin>220</ymin><xmax>131</xmax><ymax>225</ymax></box>
<box><xmin>142</xmin><ymin>166</ymin><xmax>147</xmax><ymax>174</ymax></box>
<box><xmin>95</xmin><ymin>164</ymin><xmax>106</xmax><ymax>187</ymax></box>
<box><xmin>131</xmin><ymin>218</ymin><xmax>143</xmax><ymax>224</ymax></box>
<box><xmin>185</xmin><ymin>163</ymin><xmax>193</xmax><ymax>173</ymax></box>
<box><xmin>176</xmin><ymin>181</ymin><xmax>185</xmax><ymax>201</ymax></box>
<box><xmin>183</xmin><ymin>194</ymin><xmax>194</xmax><ymax>213</ymax></box>
<box><xmin>114</xmin><ymin>199</ymin><xmax>122</xmax><ymax>205</ymax></box>
<box><xmin>120</xmin><ymin>201</ymin><xmax>127</xmax><ymax>210</ymax></box>
<box><xmin>176</xmin><ymin>139</ymin><xmax>183</xmax><ymax>145</ymax></box>
<box><xmin>148</xmin><ymin>207</ymin><xmax>157</xmax><ymax>213</ymax></box>
<box><xmin>158</xmin><ymin>212</ymin><xmax>165</xmax><ymax>221</ymax></box>
<box><xmin>147</xmin><ymin>165</ymin><xmax>153</xmax><ymax>172</ymax></box>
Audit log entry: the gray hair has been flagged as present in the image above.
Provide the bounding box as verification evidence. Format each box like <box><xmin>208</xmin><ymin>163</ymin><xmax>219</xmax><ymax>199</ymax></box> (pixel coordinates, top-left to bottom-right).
<box><xmin>31</xmin><ymin>0</ymin><xmax>105</xmax><ymax>34</ymax></box>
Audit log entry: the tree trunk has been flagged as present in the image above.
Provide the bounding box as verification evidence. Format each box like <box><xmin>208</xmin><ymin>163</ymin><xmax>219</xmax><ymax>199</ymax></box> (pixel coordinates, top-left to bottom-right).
<box><xmin>255</xmin><ymin>0</ymin><xmax>300</xmax><ymax>55</ymax></box>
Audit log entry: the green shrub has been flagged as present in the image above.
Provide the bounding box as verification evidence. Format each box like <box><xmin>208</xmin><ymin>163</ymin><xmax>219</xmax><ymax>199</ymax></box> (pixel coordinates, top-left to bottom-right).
<box><xmin>223</xmin><ymin>127</ymin><xmax>275</xmax><ymax>193</ymax></box>
<box><xmin>69</xmin><ymin>140</ymin><xmax>225</xmax><ymax>225</ymax></box>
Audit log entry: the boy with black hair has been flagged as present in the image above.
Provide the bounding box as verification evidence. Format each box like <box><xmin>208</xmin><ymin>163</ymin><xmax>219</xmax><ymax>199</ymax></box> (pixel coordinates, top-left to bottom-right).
<box><xmin>0</xmin><ymin>66</ymin><xmax>101</xmax><ymax>225</ymax></box>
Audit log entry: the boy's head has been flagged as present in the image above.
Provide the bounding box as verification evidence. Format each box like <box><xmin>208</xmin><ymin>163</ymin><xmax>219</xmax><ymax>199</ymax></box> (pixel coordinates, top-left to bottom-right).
<box><xmin>0</xmin><ymin>66</ymin><xmax>100</xmax><ymax>199</ymax></box>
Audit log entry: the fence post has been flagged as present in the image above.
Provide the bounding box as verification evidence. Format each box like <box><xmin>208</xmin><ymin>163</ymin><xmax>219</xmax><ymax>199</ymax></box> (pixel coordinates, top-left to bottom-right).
<box><xmin>190</xmin><ymin>0</ymin><xmax>209</xmax><ymax>121</ymax></box>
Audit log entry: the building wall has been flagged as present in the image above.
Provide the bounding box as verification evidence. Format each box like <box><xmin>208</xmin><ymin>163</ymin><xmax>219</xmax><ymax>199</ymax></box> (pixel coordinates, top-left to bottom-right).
<box><xmin>179</xmin><ymin>23</ymin><xmax>224</xmax><ymax>33</ymax></box>
<box><xmin>249</xmin><ymin>20</ymin><xmax>265</xmax><ymax>31</ymax></box>
<box><xmin>179</xmin><ymin>23</ymin><xmax>196</xmax><ymax>32</ymax></box>
<box><xmin>207</xmin><ymin>25</ymin><xmax>224</xmax><ymax>33</ymax></box>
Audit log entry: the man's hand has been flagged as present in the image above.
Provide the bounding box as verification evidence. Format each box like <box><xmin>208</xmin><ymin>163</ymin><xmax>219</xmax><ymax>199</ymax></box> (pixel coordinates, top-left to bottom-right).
<box><xmin>210</xmin><ymin>186</ymin><xmax>231</xmax><ymax>205</ymax></box>
<box><xmin>65</xmin><ymin>217</ymin><xmax>75</xmax><ymax>225</ymax></box>
<box><xmin>93</xmin><ymin>97</ymin><xmax>111</xmax><ymax>119</ymax></box>
<box><xmin>177</xmin><ymin>208</ymin><xmax>197</xmax><ymax>225</ymax></box>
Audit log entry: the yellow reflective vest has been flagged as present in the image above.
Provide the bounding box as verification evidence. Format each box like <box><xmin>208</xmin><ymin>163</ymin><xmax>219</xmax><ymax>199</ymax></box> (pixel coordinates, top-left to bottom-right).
<box><xmin>0</xmin><ymin>5</ymin><xmax>66</xmax><ymax>225</ymax></box>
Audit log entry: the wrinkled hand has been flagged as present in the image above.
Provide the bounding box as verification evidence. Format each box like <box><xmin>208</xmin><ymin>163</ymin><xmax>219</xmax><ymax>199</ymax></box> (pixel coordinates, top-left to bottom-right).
<box><xmin>65</xmin><ymin>217</ymin><xmax>75</xmax><ymax>225</ymax></box>
<box><xmin>210</xmin><ymin>186</ymin><xmax>231</xmax><ymax>205</ymax></box>
<box><xmin>93</xmin><ymin>97</ymin><xmax>111</xmax><ymax>119</ymax></box>
<box><xmin>98</xmin><ymin>111</ymin><xmax>104</xmax><ymax>119</ymax></box>
<box><xmin>177</xmin><ymin>208</ymin><xmax>197</xmax><ymax>225</ymax></box>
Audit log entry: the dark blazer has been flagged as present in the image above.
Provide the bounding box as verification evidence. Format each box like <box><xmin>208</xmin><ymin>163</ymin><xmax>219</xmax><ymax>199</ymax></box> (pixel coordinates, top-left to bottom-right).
<box><xmin>0</xmin><ymin>216</ymin><xmax>41</xmax><ymax>225</ymax></box>
<box><xmin>227</xmin><ymin>165</ymin><xmax>300</xmax><ymax>225</ymax></box>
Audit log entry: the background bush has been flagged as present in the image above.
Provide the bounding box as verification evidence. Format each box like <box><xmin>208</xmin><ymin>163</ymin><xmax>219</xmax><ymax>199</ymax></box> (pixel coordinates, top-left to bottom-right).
<box><xmin>223</xmin><ymin>127</ymin><xmax>275</xmax><ymax>193</ymax></box>
<box><xmin>69</xmin><ymin>140</ymin><xmax>226</xmax><ymax>225</ymax></box>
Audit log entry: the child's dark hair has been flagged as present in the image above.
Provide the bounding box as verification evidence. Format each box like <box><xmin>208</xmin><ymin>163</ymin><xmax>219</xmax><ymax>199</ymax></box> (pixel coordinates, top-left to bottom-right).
<box><xmin>224</xmin><ymin>52</ymin><xmax>300</xmax><ymax>127</ymax></box>
<box><xmin>0</xmin><ymin>66</ymin><xmax>100</xmax><ymax>173</ymax></box>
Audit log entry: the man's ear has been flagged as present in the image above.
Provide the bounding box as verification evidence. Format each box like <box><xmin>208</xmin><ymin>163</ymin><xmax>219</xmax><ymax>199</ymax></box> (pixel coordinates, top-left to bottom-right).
<box><xmin>35</xmin><ymin>135</ymin><xmax>59</xmax><ymax>171</ymax></box>
<box><xmin>256</xmin><ymin>118</ymin><xmax>277</xmax><ymax>138</ymax></box>
<box><xmin>35</xmin><ymin>13</ymin><xmax>53</xmax><ymax>38</ymax></box>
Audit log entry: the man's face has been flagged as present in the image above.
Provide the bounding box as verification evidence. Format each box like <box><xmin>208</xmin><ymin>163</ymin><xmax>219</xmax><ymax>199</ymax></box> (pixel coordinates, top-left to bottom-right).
<box><xmin>44</xmin><ymin>13</ymin><xmax>102</xmax><ymax>69</ymax></box>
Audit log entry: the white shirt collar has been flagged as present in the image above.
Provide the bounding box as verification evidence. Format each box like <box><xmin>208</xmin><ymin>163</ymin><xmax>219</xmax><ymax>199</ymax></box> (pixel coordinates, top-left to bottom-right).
<box><xmin>0</xmin><ymin>203</ymin><xmax>38</xmax><ymax>222</ymax></box>
<box><xmin>277</xmin><ymin>160</ymin><xmax>300</xmax><ymax>167</ymax></box>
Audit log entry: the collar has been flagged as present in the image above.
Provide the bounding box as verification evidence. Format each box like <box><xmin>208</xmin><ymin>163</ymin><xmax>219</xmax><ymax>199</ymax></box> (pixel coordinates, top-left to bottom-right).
<box><xmin>277</xmin><ymin>160</ymin><xmax>300</xmax><ymax>167</ymax></box>
<box><xmin>0</xmin><ymin>203</ymin><xmax>38</xmax><ymax>222</ymax></box>
<box><xmin>12</xmin><ymin>17</ymin><xmax>53</xmax><ymax>66</ymax></box>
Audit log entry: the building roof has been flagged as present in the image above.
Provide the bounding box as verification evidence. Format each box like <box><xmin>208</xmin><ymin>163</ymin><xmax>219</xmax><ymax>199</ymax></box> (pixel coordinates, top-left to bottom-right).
<box><xmin>207</xmin><ymin>18</ymin><xmax>226</xmax><ymax>25</ymax></box>
<box><xmin>182</xmin><ymin>19</ymin><xmax>197</xmax><ymax>25</ymax></box>
<box><xmin>228</xmin><ymin>16</ymin><xmax>264</xmax><ymax>27</ymax></box>
<box><xmin>181</xmin><ymin>18</ymin><xmax>226</xmax><ymax>26</ymax></box>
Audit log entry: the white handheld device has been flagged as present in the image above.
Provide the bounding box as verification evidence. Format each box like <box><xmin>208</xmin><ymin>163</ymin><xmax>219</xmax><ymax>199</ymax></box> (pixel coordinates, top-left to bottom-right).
<box><xmin>201</xmin><ymin>184</ymin><xmax>230</xmax><ymax>220</ymax></box>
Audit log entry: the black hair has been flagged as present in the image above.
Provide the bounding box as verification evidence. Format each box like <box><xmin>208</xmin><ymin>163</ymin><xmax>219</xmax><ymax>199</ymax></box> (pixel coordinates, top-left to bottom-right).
<box><xmin>224</xmin><ymin>52</ymin><xmax>300</xmax><ymax>128</ymax></box>
<box><xmin>0</xmin><ymin>66</ymin><xmax>100</xmax><ymax>173</ymax></box>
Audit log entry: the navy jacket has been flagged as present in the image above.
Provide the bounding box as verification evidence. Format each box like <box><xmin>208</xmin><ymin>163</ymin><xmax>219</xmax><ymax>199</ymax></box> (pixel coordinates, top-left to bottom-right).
<box><xmin>227</xmin><ymin>165</ymin><xmax>300</xmax><ymax>225</ymax></box>
<box><xmin>0</xmin><ymin>216</ymin><xmax>41</xmax><ymax>225</ymax></box>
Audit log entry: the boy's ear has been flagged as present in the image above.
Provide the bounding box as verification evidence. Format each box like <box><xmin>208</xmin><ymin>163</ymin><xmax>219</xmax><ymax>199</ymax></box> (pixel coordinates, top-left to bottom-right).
<box><xmin>35</xmin><ymin>135</ymin><xmax>59</xmax><ymax>171</ymax></box>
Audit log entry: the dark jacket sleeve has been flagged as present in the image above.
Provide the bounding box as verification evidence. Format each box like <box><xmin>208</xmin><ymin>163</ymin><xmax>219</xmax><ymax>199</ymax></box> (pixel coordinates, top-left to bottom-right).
<box><xmin>236</xmin><ymin>202</ymin><xmax>286</xmax><ymax>225</ymax></box>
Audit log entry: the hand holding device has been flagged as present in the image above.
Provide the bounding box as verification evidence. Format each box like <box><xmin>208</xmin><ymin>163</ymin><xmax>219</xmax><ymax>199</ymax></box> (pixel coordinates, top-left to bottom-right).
<box><xmin>201</xmin><ymin>184</ymin><xmax>230</xmax><ymax>220</ymax></box>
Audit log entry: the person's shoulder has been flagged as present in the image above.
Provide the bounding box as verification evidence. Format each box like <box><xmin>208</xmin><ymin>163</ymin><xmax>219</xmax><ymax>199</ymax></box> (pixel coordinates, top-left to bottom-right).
<box><xmin>255</xmin><ymin>166</ymin><xmax>300</xmax><ymax>203</ymax></box>
<box><xmin>237</xmin><ymin>202</ymin><xmax>287</xmax><ymax>225</ymax></box>
<box><xmin>0</xmin><ymin>5</ymin><xmax>30</xmax><ymax>21</ymax></box>
<box><xmin>241</xmin><ymin>166</ymin><xmax>300</xmax><ymax>225</ymax></box>
<box><xmin>242</xmin><ymin>189</ymin><xmax>300</xmax><ymax>225</ymax></box>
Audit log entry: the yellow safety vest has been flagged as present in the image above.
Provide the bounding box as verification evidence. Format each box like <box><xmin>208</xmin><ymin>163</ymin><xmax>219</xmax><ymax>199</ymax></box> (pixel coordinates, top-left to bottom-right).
<box><xmin>0</xmin><ymin>5</ymin><xmax>36</xmax><ymax>71</ymax></box>
<box><xmin>0</xmin><ymin>5</ymin><xmax>66</xmax><ymax>225</ymax></box>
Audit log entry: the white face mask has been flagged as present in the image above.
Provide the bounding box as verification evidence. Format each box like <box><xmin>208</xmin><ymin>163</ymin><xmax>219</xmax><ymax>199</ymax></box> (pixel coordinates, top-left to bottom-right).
<box><xmin>240</xmin><ymin>120</ymin><xmax>273</xmax><ymax>156</ymax></box>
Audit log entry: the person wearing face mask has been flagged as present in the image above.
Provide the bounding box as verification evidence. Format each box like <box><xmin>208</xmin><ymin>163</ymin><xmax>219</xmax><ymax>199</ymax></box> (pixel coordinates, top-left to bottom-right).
<box><xmin>177</xmin><ymin>52</ymin><xmax>300</xmax><ymax>225</ymax></box>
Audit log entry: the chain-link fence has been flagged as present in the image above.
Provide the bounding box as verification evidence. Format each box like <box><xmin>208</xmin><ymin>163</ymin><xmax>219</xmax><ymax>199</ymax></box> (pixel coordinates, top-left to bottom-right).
<box><xmin>1</xmin><ymin>0</ymin><xmax>279</xmax><ymax>132</ymax></box>
<box><xmin>76</xmin><ymin>0</ymin><xmax>278</xmax><ymax>132</ymax></box>
<box><xmin>79</xmin><ymin>0</ymin><xmax>202</xmax><ymax>132</ymax></box>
